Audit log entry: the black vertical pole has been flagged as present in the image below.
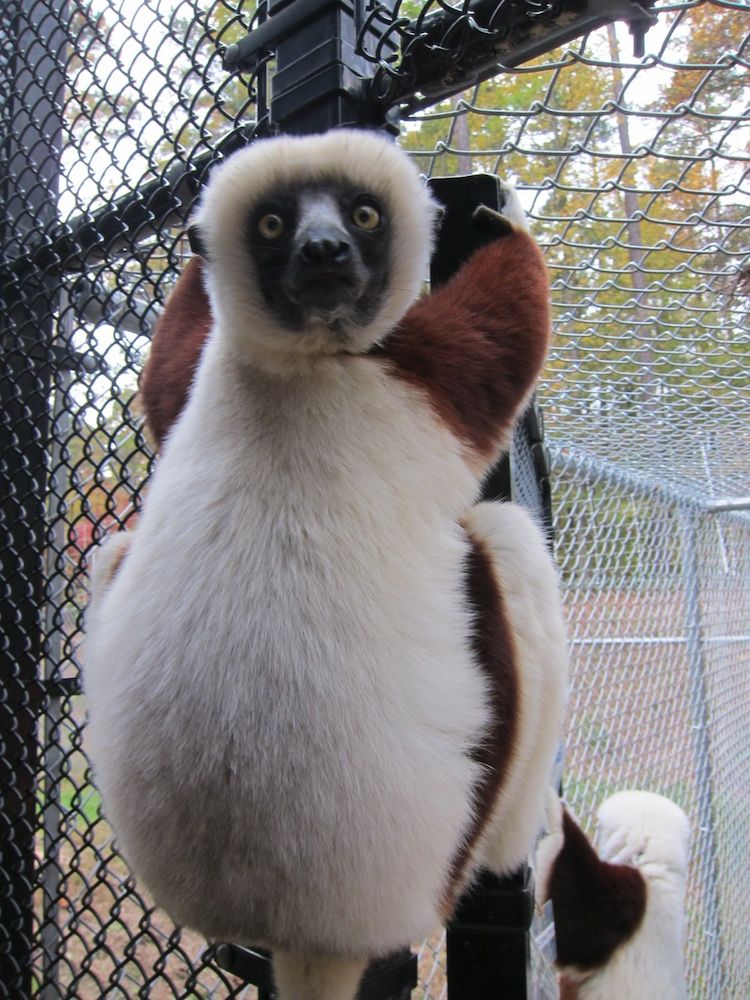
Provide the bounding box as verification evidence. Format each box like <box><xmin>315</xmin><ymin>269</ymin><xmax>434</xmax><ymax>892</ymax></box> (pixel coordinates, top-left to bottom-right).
<box><xmin>225</xmin><ymin>0</ymin><xmax>397</xmax><ymax>135</ymax></box>
<box><xmin>428</xmin><ymin>174</ymin><xmax>536</xmax><ymax>1000</ymax></box>
<box><xmin>0</xmin><ymin>2</ymin><xmax>66</xmax><ymax>996</ymax></box>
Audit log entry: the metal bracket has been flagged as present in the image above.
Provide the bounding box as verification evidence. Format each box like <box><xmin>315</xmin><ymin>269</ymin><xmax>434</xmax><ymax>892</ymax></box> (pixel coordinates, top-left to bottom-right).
<box><xmin>214</xmin><ymin>944</ymin><xmax>417</xmax><ymax>999</ymax></box>
<box><xmin>368</xmin><ymin>0</ymin><xmax>658</xmax><ymax>114</ymax></box>
<box><xmin>224</xmin><ymin>0</ymin><xmax>399</xmax><ymax>134</ymax></box>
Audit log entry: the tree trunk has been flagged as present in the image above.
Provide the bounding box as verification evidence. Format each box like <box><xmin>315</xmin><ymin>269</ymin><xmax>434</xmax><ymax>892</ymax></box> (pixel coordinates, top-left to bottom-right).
<box><xmin>450</xmin><ymin>91</ymin><xmax>472</xmax><ymax>174</ymax></box>
<box><xmin>606</xmin><ymin>25</ymin><xmax>655</xmax><ymax>399</ymax></box>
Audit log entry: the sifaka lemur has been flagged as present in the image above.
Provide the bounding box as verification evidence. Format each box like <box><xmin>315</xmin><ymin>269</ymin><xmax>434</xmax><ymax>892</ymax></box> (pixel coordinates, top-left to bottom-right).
<box><xmin>84</xmin><ymin>129</ymin><xmax>568</xmax><ymax>1000</ymax></box>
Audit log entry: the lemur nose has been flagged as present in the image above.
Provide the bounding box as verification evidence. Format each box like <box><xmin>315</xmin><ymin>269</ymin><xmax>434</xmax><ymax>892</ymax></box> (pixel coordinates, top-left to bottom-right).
<box><xmin>300</xmin><ymin>236</ymin><xmax>351</xmax><ymax>265</ymax></box>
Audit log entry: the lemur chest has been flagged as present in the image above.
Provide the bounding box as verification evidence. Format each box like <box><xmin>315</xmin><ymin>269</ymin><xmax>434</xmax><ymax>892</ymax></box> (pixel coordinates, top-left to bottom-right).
<box><xmin>84</xmin><ymin>356</ymin><xmax>489</xmax><ymax>912</ymax></box>
<box><xmin>124</xmin><ymin>356</ymin><xmax>478</xmax><ymax>688</ymax></box>
<box><xmin>150</xmin><ymin>355</ymin><xmax>475</xmax><ymax>585</ymax></box>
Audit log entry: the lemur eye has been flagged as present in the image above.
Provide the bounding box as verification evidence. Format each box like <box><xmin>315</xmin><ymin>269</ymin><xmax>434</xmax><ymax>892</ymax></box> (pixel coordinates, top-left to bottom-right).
<box><xmin>352</xmin><ymin>199</ymin><xmax>381</xmax><ymax>231</ymax></box>
<box><xmin>258</xmin><ymin>213</ymin><xmax>285</xmax><ymax>239</ymax></box>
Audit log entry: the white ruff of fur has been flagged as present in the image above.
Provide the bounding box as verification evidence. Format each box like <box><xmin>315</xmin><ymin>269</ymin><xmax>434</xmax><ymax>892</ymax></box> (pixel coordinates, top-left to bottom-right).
<box><xmin>575</xmin><ymin>791</ymin><xmax>690</xmax><ymax>1000</ymax></box>
<box><xmin>191</xmin><ymin>130</ymin><xmax>440</xmax><ymax>373</ymax></box>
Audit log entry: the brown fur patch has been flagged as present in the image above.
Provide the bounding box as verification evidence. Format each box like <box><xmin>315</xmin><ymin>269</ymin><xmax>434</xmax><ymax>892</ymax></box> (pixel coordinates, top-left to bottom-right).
<box><xmin>140</xmin><ymin>256</ymin><xmax>212</xmax><ymax>448</ymax></box>
<box><xmin>138</xmin><ymin>234</ymin><xmax>549</xmax><ymax>462</ymax></box>
<box><xmin>550</xmin><ymin>810</ymin><xmax>647</xmax><ymax>972</ymax></box>
<box><xmin>441</xmin><ymin>528</ymin><xmax>519</xmax><ymax>914</ymax></box>
<box><xmin>373</xmin><ymin>231</ymin><xmax>550</xmax><ymax>470</ymax></box>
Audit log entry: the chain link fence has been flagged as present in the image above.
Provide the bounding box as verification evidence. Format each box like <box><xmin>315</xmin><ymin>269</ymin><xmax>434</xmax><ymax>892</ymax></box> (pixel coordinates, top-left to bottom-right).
<box><xmin>1</xmin><ymin>0</ymin><xmax>748</xmax><ymax>997</ymax></box>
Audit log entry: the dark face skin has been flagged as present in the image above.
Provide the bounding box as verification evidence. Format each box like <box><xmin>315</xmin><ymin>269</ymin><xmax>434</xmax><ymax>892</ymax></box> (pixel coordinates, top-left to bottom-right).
<box><xmin>245</xmin><ymin>182</ymin><xmax>391</xmax><ymax>335</ymax></box>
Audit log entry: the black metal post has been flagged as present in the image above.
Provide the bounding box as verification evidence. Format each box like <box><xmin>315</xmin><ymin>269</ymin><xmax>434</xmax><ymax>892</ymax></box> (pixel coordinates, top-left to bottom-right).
<box><xmin>0</xmin><ymin>3</ymin><xmax>66</xmax><ymax>996</ymax></box>
<box><xmin>428</xmin><ymin>173</ymin><xmax>538</xmax><ymax>1000</ymax></box>
<box><xmin>447</xmin><ymin>868</ymin><xmax>535</xmax><ymax>999</ymax></box>
<box><xmin>224</xmin><ymin>0</ymin><xmax>397</xmax><ymax>134</ymax></box>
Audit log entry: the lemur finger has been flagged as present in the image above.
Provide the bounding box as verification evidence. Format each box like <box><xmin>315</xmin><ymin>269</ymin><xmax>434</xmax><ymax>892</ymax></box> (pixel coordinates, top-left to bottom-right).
<box><xmin>471</xmin><ymin>204</ymin><xmax>513</xmax><ymax>236</ymax></box>
<box><xmin>90</xmin><ymin>532</ymin><xmax>132</xmax><ymax>598</ymax></box>
<box><xmin>471</xmin><ymin>183</ymin><xmax>529</xmax><ymax>236</ymax></box>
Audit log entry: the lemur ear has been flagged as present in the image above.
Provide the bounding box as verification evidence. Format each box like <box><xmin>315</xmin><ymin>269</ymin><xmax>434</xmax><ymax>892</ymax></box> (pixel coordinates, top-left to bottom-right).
<box><xmin>139</xmin><ymin>256</ymin><xmax>213</xmax><ymax>449</ymax></box>
<box><xmin>187</xmin><ymin>224</ymin><xmax>209</xmax><ymax>259</ymax></box>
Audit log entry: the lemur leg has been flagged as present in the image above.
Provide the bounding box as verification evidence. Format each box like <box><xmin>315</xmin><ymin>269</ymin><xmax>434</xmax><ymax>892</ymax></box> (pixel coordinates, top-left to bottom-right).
<box><xmin>272</xmin><ymin>952</ymin><xmax>367</xmax><ymax>1000</ymax></box>
<box><xmin>535</xmin><ymin>791</ymin><xmax>690</xmax><ymax>1000</ymax></box>
<box><xmin>463</xmin><ymin>501</ymin><xmax>568</xmax><ymax>878</ymax></box>
<box><xmin>89</xmin><ymin>532</ymin><xmax>132</xmax><ymax>600</ymax></box>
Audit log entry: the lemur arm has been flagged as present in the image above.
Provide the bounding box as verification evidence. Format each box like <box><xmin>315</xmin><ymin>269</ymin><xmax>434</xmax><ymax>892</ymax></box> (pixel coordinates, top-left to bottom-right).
<box><xmin>88</xmin><ymin>532</ymin><xmax>132</xmax><ymax>598</ymax></box>
<box><xmin>139</xmin><ymin>256</ymin><xmax>212</xmax><ymax>450</ymax></box>
<box><xmin>373</xmin><ymin>221</ymin><xmax>550</xmax><ymax>476</ymax></box>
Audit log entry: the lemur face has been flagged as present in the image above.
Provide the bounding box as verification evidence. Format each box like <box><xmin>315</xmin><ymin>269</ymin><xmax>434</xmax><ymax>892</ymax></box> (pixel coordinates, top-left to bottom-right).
<box><xmin>246</xmin><ymin>183</ymin><xmax>391</xmax><ymax>334</ymax></box>
<box><xmin>191</xmin><ymin>131</ymin><xmax>439</xmax><ymax>362</ymax></box>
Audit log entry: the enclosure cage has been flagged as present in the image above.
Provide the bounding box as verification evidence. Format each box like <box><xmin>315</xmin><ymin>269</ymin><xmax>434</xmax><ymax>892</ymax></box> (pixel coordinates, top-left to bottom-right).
<box><xmin>1</xmin><ymin>0</ymin><xmax>748</xmax><ymax>998</ymax></box>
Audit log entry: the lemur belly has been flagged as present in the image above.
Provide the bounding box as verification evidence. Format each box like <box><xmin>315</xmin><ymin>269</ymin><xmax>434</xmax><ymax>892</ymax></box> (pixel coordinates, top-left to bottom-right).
<box><xmin>84</xmin><ymin>346</ymin><xmax>488</xmax><ymax>955</ymax></box>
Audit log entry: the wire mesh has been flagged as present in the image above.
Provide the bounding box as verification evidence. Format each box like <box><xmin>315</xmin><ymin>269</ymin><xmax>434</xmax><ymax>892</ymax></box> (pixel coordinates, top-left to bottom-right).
<box><xmin>550</xmin><ymin>454</ymin><xmax>750</xmax><ymax>997</ymax></box>
<box><xmin>0</xmin><ymin>0</ymin><xmax>748</xmax><ymax>998</ymax></box>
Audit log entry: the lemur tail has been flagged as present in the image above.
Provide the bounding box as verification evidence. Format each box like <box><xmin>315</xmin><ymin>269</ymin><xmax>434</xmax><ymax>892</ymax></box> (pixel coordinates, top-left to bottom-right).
<box><xmin>272</xmin><ymin>952</ymin><xmax>367</xmax><ymax>1000</ymax></box>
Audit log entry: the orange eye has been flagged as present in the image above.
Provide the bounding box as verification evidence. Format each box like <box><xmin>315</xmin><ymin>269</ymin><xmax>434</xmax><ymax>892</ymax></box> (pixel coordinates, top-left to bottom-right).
<box><xmin>352</xmin><ymin>201</ymin><xmax>381</xmax><ymax>231</ymax></box>
<box><xmin>258</xmin><ymin>213</ymin><xmax>284</xmax><ymax>239</ymax></box>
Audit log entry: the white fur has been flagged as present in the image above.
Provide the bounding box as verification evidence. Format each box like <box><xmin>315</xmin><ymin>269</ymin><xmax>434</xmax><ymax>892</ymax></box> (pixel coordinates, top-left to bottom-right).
<box><xmin>273</xmin><ymin>953</ymin><xmax>367</xmax><ymax>1000</ymax></box>
<box><xmin>86</xmin><ymin>345</ymin><xmax>488</xmax><ymax>958</ymax></box>
<box><xmin>89</xmin><ymin>532</ymin><xmax>131</xmax><ymax>596</ymax></box>
<box><xmin>567</xmin><ymin>791</ymin><xmax>691</xmax><ymax>1000</ymax></box>
<box><xmin>498</xmin><ymin>181</ymin><xmax>529</xmax><ymax>233</ymax></box>
<box><xmin>533</xmin><ymin>787</ymin><xmax>566</xmax><ymax>908</ymax></box>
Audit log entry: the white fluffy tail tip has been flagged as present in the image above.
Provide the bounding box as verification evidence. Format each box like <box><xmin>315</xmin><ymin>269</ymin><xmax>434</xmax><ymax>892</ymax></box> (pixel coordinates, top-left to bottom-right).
<box><xmin>272</xmin><ymin>952</ymin><xmax>367</xmax><ymax>1000</ymax></box>
<box><xmin>597</xmin><ymin>790</ymin><xmax>690</xmax><ymax>871</ymax></box>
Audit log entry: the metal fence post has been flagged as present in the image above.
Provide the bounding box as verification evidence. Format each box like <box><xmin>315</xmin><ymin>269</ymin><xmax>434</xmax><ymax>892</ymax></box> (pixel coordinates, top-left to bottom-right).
<box><xmin>679</xmin><ymin>506</ymin><xmax>725</xmax><ymax>993</ymax></box>
<box><xmin>0</xmin><ymin>3</ymin><xmax>66</xmax><ymax>996</ymax></box>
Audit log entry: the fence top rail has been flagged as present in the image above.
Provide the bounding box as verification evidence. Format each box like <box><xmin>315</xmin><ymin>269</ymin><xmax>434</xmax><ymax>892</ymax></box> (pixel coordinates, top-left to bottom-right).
<box><xmin>550</xmin><ymin>444</ymin><xmax>750</xmax><ymax>518</ymax></box>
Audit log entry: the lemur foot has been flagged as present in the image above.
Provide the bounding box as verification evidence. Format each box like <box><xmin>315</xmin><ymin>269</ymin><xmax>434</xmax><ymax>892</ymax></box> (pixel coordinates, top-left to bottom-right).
<box><xmin>533</xmin><ymin>786</ymin><xmax>566</xmax><ymax>908</ymax></box>
<box><xmin>597</xmin><ymin>790</ymin><xmax>690</xmax><ymax>872</ymax></box>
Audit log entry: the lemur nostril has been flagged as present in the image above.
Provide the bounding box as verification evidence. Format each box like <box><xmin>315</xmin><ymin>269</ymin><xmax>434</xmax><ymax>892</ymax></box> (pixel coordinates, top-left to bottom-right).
<box><xmin>301</xmin><ymin>237</ymin><xmax>351</xmax><ymax>266</ymax></box>
<box><xmin>331</xmin><ymin>240</ymin><xmax>351</xmax><ymax>264</ymax></box>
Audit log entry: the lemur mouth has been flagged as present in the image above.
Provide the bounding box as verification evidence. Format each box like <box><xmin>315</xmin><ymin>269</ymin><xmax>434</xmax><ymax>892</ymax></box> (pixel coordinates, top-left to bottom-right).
<box><xmin>288</xmin><ymin>271</ymin><xmax>363</xmax><ymax>313</ymax></box>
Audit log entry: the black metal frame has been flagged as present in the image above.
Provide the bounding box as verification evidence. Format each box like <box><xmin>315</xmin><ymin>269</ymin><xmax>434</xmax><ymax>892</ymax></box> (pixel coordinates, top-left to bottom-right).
<box><xmin>0</xmin><ymin>0</ymin><xmax>662</xmax><ymax>996</ymax></box>
<box><xmin>1</xmin><ymin>5</ymin><xmax>67</xmax><ymax>996</ymax></box>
